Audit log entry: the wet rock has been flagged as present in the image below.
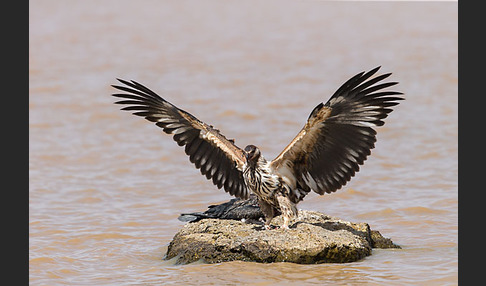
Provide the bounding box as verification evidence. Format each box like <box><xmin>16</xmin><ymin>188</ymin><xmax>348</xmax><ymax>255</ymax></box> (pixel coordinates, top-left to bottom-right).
<box><xmin>165</xmin><ymin>210</ymin><xmax>400</xmax><ymax>264</ymax></box>
<box><xmin>370</xmin><ymin>230</ymin><xmax>402</xmax><ymax>249</ymax></box>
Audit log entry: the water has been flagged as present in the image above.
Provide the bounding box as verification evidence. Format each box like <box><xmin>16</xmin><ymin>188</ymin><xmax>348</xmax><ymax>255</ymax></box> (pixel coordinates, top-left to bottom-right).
<box><xmin>30</xmin><ymin>0</ymin><xmax>458</xmax><ymax>284</ymax></box>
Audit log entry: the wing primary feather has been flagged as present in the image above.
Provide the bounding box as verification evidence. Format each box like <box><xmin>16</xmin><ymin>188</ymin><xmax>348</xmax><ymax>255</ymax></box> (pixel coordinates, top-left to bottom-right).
<box><xmin>332</xmin><ymin>71</ymin><xmax>366</xmax><ymax>97</ymax></box>
<box><xmin>333</xmin><ymin>66</ymin><xmax>381</xmax><ymax>97</ymax></box>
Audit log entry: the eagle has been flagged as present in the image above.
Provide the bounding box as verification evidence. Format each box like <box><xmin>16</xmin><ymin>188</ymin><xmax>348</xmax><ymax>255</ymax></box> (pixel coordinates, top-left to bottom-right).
<box><xmin>112</xmin><ymin>66</ymin><xmax>403</xmax><ymax>229</ymax></box>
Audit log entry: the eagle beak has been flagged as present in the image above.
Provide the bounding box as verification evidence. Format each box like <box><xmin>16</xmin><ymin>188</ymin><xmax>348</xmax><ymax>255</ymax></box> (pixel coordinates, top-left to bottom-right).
<box><xmin>244</xmin><ymin>151</ymin><xmax>250</xmax><ymax>160</ymax></box>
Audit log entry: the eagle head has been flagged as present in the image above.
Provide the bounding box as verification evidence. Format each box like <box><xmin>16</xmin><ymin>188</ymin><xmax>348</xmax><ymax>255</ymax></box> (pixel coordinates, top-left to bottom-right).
<box><xmin>244</xmin><ymin>145</ymin><xmax>261</xmax><ymax>162</ymax></box>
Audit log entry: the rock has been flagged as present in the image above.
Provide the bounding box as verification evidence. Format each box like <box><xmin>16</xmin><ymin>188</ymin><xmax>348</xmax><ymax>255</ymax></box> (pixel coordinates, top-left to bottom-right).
<box><xmin>370</xmin><ymin>230</ymin><xmax>402</xmax><ymax>249</ymax></box>
<box><xmin>165</xmin><ymin>210</ymin><xmax>400</xmax><ymax>264</ymax></box>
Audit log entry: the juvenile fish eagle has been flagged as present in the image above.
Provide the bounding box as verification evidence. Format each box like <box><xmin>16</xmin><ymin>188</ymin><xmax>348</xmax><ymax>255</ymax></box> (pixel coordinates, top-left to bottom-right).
<box><xmin>112</xmin><ymin>66</ymin><xmax>403</xmax><ymax>229</ymax></box>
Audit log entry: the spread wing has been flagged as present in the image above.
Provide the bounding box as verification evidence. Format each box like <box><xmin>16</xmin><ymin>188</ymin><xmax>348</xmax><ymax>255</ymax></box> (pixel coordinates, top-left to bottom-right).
<box><xmin>112</xmin><ymin>79</ymin><xmax>249</xmax><ymax>199</ymax></box>
<box><xmin>270</xmin><ymin>66</ymin><xmax>403</xmax><ymax>202</ymax></box>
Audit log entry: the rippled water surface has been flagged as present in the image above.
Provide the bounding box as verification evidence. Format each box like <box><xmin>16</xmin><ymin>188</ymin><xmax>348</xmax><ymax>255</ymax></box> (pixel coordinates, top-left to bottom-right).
<box><xmin>30</xmin><ymin>0</ymin><xmax>457</xmax><ymax>284</ymax></box>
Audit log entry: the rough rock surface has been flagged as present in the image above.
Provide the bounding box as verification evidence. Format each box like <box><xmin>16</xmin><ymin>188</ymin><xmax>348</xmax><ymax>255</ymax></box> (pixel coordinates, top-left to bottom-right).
<box><xmin>165</xmin><ymin>210</ymin><xmax>400</xmax><ymax>264</ymax></box>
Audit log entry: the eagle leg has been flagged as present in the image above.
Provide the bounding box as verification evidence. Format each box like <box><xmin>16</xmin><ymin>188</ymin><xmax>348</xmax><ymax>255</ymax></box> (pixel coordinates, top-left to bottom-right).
<box><xmin>257</xmin><ymin>198</ymin><xmax>275</xmax><ymax>230</ymax></box>
<box><xmin>276</xmin><ymin>193</ymin><xmax>297</xmax><ymax>230</ymax></box>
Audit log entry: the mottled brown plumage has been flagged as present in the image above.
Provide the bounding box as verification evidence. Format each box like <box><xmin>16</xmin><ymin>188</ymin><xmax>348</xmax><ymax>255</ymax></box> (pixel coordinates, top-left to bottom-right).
<box><xmin>112</xmin><ymin>66</ymin><xmax>403</xmax><ymax>229</ymax></box>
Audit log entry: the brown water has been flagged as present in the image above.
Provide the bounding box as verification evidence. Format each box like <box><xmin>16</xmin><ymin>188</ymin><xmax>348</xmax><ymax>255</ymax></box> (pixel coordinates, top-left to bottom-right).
<box><xmin>30</xmin><ymin>0</ymin><xmax>458</xmax><ymax>284</ymax></box>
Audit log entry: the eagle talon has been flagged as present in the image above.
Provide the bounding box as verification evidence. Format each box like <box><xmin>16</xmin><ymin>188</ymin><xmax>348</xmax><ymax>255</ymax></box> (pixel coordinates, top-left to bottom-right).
<box><xmin>264</xmin><ymin>224</ymin><xmax>283</xmax><ymax>230</ymax></box>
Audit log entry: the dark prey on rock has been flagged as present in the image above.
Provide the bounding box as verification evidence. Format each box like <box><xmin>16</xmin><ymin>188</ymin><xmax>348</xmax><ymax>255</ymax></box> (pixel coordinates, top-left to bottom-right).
<box><xmin>178</xmin><ymin>194</ymin><xmax>281</xmax><ymax>223</ymax></box>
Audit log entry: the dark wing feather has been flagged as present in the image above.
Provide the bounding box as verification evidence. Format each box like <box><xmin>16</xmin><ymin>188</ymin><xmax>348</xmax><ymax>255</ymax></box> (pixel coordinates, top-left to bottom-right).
<box><xmin>271</xmin><ymin>67</ymin><xmax>403</xmax><ymax>201</ymax></box>
<box><xmin>112</xmin><ymin>79</ymin><xmax>249</xmax><ymax>199</ymax></box>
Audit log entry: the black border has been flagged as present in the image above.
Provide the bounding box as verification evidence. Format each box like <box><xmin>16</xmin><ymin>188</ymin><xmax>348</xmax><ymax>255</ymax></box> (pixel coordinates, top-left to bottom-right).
<box><xmin>458</xmin><ymin>1</ymin><xmax>481</xmax><ymax>284</ymax></box>
<box><xmin>10</xmin><ymin>0</ymin><xmax>28</xmax><ymax>284</ymax></box>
